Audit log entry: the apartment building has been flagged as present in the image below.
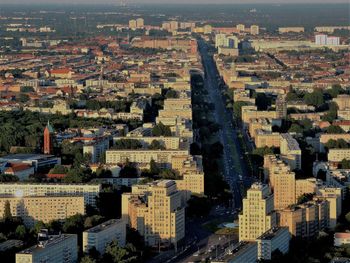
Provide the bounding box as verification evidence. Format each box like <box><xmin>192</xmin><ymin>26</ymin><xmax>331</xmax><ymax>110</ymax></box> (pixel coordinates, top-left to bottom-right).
<box><xmin>319</xmin><ymin>133</ymin><xmax>350</xmax><ymax>152</ymax></box>
<box><xmin>115</xmin><ymin>136</ymin><xmax>182</xmax><ymax>150</ymax></box>
<box><xmin>318</xmin><ymin>187</ymin><xmax>343</xmax><ymax>229</ymax></box>
<box><xmin>83</xmin><ymin>219</ymin><xmax>126</xmax><ymax>254</ymax></box>
<box><xmin>333</xmin><ymin>94</ymin><xmax>350</xmax><ymax>111</ymax></box>
<box><xmin>0</xmin><ymin>183</ymin><xmax>101</xmax><ymax>207</ymax></box>
<box><xmin>239</xmin><ymin>183</ymin><xmax>277</xmax><ymax>241</ymax></box>
<box><xmin>328</xmin><ymin>149</ymin><xmax>350</xmax><ymax>162</ymax></box>
<box><xmin>280</xmin><ymin>134</ymin><xmax>302</xmax><ymax>170</ymax></box>
<box><xmin>175</xmin><ymin>171</ymin><xmax>205</xmax><ymax>202</ymax></box>
<box><xmin>255</xmin><ymin>131</ymin><xmax>281</xmax><ymax>148</ymax></box>
<box><xmin>16</xmin><ymin>234</ymin><xmax>78</xmax><ymax>263</ymax></box>
<box><xmin>278</xmin><ymin>27</ymin><xmax>305</xmax><ymax>33</ymax></box>
<box><xmin>256</xmin><ymin>227</ymin><xmax>290</xmax><ymax>260</ymax></box>
<box><xmin>241</xmin><ymin>106</ymin><xmax>278</xmax><ymax>126</ymax></box>
<box><xmin>122</xmin><ymin>180</ymin><xmax>185</xmax><ymax>248</ymax></box>
<box><xmin>278</xmin><ymin>199</ymin><xmax>329</xmax><ymax>238</ymax></box>
<box><xmin>248</xmin><ymin>118</ymin><xmax>272</xmax><ymax>139</ymax></box>
<box><xmin>105</xmin><ymin>149</ymin><xmax>189</xmax><ymax>169</ymax></box>
<box><xmin>83</xmin><ymin>137</ymin><xmax>109</xmax><ymax>163</ymax></box>
<box><xmin>0</xmin><ymin>196</ymin><xmax>85</xmax><ymax>227</ymax></box>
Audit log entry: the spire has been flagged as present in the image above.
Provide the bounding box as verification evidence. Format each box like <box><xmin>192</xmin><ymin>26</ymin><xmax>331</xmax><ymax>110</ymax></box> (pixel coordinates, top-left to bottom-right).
<box><xmin>46</xmin><ymin>120</ymin><xmax>54</xmax><ymax>133</ymax></box>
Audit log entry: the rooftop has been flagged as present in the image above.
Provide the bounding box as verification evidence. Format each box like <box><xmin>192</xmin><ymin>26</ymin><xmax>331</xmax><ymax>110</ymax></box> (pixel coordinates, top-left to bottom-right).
<box><xmin>85</xmin><ymin>219</ymin><xmax>124</xmax><ymax>234</ymax></box>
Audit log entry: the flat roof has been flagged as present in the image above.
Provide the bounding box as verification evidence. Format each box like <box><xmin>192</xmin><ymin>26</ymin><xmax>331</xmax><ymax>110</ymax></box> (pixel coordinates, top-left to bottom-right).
<box><xmin>85</xmin><ymin>219</ymin><xmax>124</xmax><ymax>233</ymax></box>
<box><xmin>17</xmin><ymin>234</ymin><xmax>76</xmax><ymax>255</ymax></box>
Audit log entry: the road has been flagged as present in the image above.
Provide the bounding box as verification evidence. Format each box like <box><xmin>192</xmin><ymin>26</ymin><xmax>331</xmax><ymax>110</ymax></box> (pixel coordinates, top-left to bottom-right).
<box><xmin>148</xmin><ymin>39</ymin><xmax>252</xmax><ymax>263</ymax></box>
<box><xmin>198</xmin><ymin>39</ymin><xmax>252</xmax><ymax>210</ymax></box>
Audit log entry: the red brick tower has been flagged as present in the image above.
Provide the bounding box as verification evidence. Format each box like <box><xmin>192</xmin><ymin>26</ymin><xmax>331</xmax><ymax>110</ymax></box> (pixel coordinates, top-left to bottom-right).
<box><xmin>43</xmin><ymin>120</ymin><xmax>54</xmax><ymax>155</ymax></box>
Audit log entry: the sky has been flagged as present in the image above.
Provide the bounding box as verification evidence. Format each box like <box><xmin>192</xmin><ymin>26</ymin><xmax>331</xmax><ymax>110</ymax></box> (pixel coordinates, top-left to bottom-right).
<box><xmin>0</xmin><ymin>0</ymin><xmax>348</xmax><ymax>4</ymax></box>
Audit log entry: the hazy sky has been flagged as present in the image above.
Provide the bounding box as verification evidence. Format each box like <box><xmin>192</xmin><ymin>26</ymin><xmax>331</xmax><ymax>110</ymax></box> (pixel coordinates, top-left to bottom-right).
<box><xmin>0</xmin><ymin>0</ymin><xmax>348</xmax><ymax>4</ymax></box>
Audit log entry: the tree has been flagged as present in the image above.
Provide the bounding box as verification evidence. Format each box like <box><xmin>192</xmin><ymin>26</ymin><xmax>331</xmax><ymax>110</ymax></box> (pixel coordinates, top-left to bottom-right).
<box><xmin>148</xmin><ymin>140</ymin><xmax>165</xmax><ymax>150</ymax></box>
<box><xmin>286</xmin><ymin>91</ymin><xmax>299</xmax><ymax>102</ymax></box>
<box><xmin>326</xmin><ymin>125</ymin><xmax>345</xmax><ymax>134</ymax></box>
<box><xmin>114</xmin><ymin>139</ymin><xmax>143</xmax><ymax>150</ymax></box>
<box><xmin>304</xmin><ymin>90</ymin><xmax>324</xmax><ymax>107</ymax></box>
<box><xmin>0</xmin><ymin>174</ymin><xmax>19</xmax><ymax>182</ymax></box>
<box><xmin>3</xmin><ymin>201</ymin><xmax>12</xmax><ymax>220</ymax></box>
<box><xmin>158</xmin><ymin>169</ymin><xmax>181</xmax><ymax>180</ymax></box>
<box><xmin>15</xmin><ymin>225</ymin><xmax>26</xmax><ymax>239</ymax></box>
<box><xmin>340</xmin><ymin>159</ymin><xmax>350</xmax><ymax>169</ymax></box>
<box><xmin>119</xmin><ymin>162</ymin><xmax>138</xmax><ymax>178</ymax></box>
<box><xmin>149</xmin><ymin>159</ymin><xmax>160</xmax><ymax>175</ymax></box>
<box><xmin>80</xmin><ymin>256</ymin><xmax>96</xmax><ymax>263</ymax></box>
<box><xmin>165</xmin><ymin>89</ymin><xmax>178</xmax><ymax>99</ymax></box>
<box><xmin>252</xmin><ymin>147</ymin><xmax>274</xmax><ymax>157</ymax></box>
<box><xmin>327</xmin><ymin>84</ymin><xmax>343</xmax><ymax>98</ymax></box>
<box><xmin>84</xmin><ymin>215</ymin><xmax>104</xmax><ymax>229</ymax></box>
<box><xmin>62</xmin><ymin>214</ymin><xmax>85</xmax><ymax>234</ymax></box>
<box><xmin>345</xmin><ymin>212</ymin><xmax>350</xmax><ymax>224</ymax></box>
<box><xmin>233</xmin><ymin>101</ymin><xmax>251</xmax><ymax>119</ymax></box>
<box><xmin>49</xmin><ymin>165</ymin><xmax>68</xmax><ymax>174</ymax></box>
<box><xmin>152</xmin><ymin>122</ymin><xmax>172</xmax><ymax>136</ymax></box>
<box><xmin>103</xmin><ymin>240</ymin><xmax>137</xmax><ymax>263</ymax></box>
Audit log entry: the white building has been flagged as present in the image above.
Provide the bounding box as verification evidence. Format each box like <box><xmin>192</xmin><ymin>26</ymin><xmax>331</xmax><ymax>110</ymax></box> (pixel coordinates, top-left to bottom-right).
<box><xmin>83</xmin><ymin>219</ymin><xmax>126</xmax><ymax>254</ymax></box>
<box><xmin>16</xmin><ymin>234</ymin><xmax>78</xmax><ymax>263</ymax></box>
<box><xmin>334</xmin><ymin>233</ymin><xmax>350</xmax><ymax>247</ymax></box>
<box><xmin>256</xmin><ymin>227</ymin><xmax>290</xmax><ymax>260</ymax></box>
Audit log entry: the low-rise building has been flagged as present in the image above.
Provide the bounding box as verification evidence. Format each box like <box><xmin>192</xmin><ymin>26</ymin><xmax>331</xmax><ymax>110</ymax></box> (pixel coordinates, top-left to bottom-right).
<box><xmin>256</xmin><ymin>227</ymin><xmax>290</xmax><ymax>260</ymax></box>
<box><xmin>16</xmin><ymin>233</ymin><xmax>78</xmax><ymax>263</ymax></box>
<box><xmin>83</xmin><ymin>219</ymin><xmax>126</xmax><ymax>254</ymax></box>
<box><xmin>212</xmin><ymin>242</ymin><xmax>258</xmax><ymax>263</ymax></box>
<box><xmin>334</xmin><ymin>232</ymin><xmax>350</xmax><ymax>247</ymax></box>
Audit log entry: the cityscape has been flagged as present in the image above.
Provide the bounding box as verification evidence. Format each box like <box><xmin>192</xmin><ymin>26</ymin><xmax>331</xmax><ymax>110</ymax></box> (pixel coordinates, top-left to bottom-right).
<box><xmin>0</xmin><ymin>1</ymin><xmax>349</xmax><ymax>263</ymax></box>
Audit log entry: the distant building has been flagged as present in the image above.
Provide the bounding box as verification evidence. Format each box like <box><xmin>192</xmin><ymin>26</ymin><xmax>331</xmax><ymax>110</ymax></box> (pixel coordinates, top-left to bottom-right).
<box><xmin>83</xmin><ymin>219</ymin><xmax>126</xmax><ymax>254</ymax></box>
<box><xmin>239</xmin><ymin>183</ymin><xmax>277</xmax><ymax>241</ymax></box>
<box><xmin>278</xmin><ymin>27</ymin><xmax>304</xmax><ymax>33</ymax></box>
<box><xmin>250</xmin><ymin>25</ymin><xmax>260</xmax><ymax>35</ymax></box>
<box><xmin>16</xmin><ymin>233</ymin><xmax>78</xmax><ymax>263</ymax></box>
<box><xmin>236</xmin><ymin>24</ymin><xmax>245</xmax><ymax>32</ymax></box>
<box><xmin>334</xmin><ymin>232</ymin><xmax>350</xmax><ymax>247</ymax></box>
<box><xmin>315</xmin><ymin>34</ymin><xmax>340</xmax><ymax>46</ymax></box>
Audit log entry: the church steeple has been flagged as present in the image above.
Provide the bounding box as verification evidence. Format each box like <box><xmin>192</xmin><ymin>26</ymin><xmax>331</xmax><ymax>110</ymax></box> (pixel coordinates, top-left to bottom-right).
<box><xmin>43</xmin><ymin>120</ymin><xmax>54</xmax><ymax>155</ymax></box>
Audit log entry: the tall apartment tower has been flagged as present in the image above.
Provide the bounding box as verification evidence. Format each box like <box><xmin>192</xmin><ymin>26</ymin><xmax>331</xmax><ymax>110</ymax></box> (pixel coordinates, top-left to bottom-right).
<box><xmin>43</xmin><ymin>121</ymin><xmax>54</xmax><ymax>155</ymax></box>
<box><xmin>239</xmin><ymin>183</ymin><xmax>277</xmax><ymax>241</ymax></box>
<box><xmin>122</xmin><ymin>180</ymin><xmax>185</xmax><ymax>249</ymax></box>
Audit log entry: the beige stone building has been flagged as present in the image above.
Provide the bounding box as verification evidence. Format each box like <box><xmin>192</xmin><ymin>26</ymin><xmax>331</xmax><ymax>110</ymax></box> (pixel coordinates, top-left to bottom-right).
<box><xmin>278</xmin><ymin>199</ymin><xmax>329</xmax><ymax>238</ymax></box>
<box><xmin>239</xmin><ymin>183</ymin><xmax>277</xmax><ymax>241</ymax></box>
<box><xmin>122</xmin><ymin>180</ymin><xmax>185</xmax><ymax>248</ymax></box>
<box><xmin>0</xmin><ymin>196</ymin><xmax>85</xmax><ymax>227</ymax></box>
<box><xmin>328</xmin><ymin>148</ymin><xmax>350</xmax><ymax>162</ymax></box>
<box><xmin>255</xmin><ymin>131</ymin><xmax>281</xmax><ymax>148</ymax></box>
